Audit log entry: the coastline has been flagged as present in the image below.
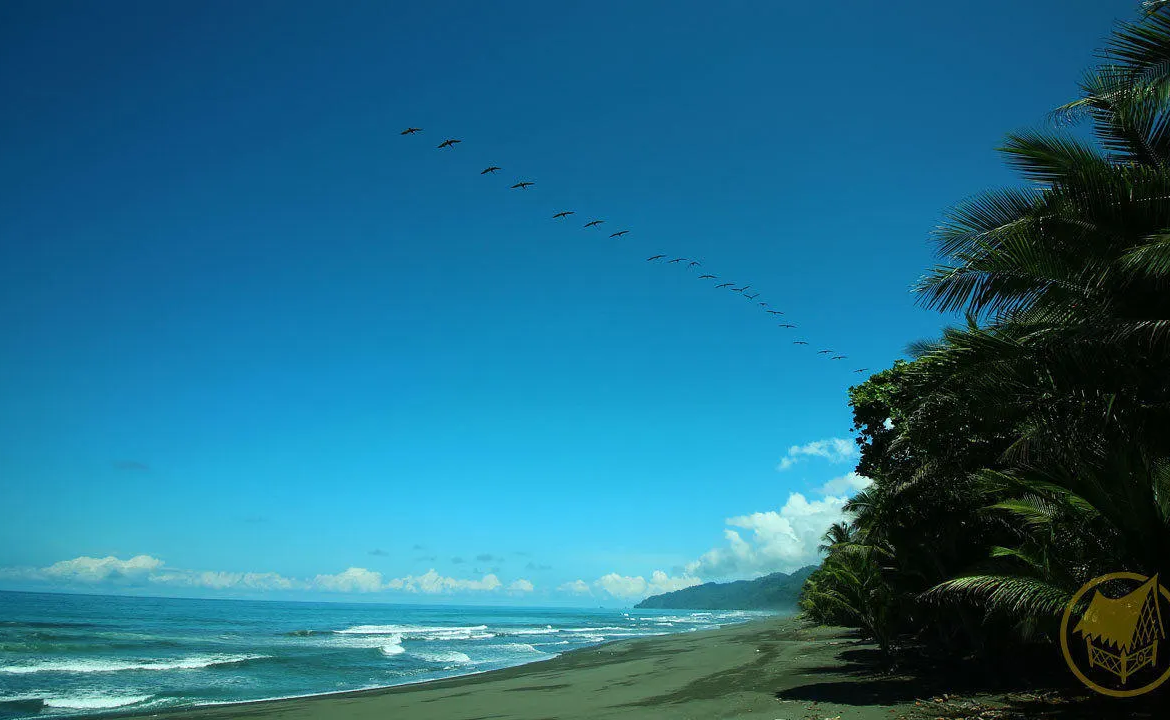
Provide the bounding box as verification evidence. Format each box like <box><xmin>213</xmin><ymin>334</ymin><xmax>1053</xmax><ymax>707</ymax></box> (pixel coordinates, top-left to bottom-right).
<box><xmin>95</xmin><ymin>616</ymin><xmax>934</xmax><ymax>720</ymax></box>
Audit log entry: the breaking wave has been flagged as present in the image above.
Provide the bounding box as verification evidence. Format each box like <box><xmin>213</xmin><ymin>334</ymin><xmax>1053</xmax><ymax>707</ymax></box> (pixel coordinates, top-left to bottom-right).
<box><xmin>335</xmin><ymin>625</ymin><xmax>493</xmax><ymax>640</ymax></box>
<box><xmin>412</xmin><ymin>650</ymin><xmax>471</xmax><ymax>664</ymax></box>
<box><xmin>43</xmin><ymin>694</ymin><xmax>154</xmax><ymax>710</ymax></box>
<box><xmin>0</xmin><ymin>654</ymin><xmax>268</xmax><ymax>675</ymax></box>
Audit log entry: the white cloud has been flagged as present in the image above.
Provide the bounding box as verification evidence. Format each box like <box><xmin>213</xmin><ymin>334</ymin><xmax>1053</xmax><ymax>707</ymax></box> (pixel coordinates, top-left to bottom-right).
<box><xmin>558</xmin><ymin>579</ymin><xmax>591</xmax><ymax>594</ymax></box>
<box><xmin>591</xmin><ymin>570</ymin><xmax>700</xmax><ymax>600</ymax></box>
<box><xmin>388</xmin><ymin>569</ymin><xmax>503</xmax><ymax>594</ymax></box>
<box><xmin>313</xmin><ymin>567</ymin><xmax>385</xmax><ymax>593</ymax></box>
<box><xmin>0</xmin><ymin>555</ymin><xmax>535</xmax><ymax>597</ymax></box>
<box><xmin>593</xmin><ymin>573</ymin><xmax>646</xmax><ymax>599</ymax></box>
<box><xmin>507</xmin><ymin>579</ymin><xmax>535</xmax><ymax>593</ymax></box>
<box><xmin>556</xmin><ymin>465</ymin><xmax>874</xmax><ymax>601</ymax></box>
<box><xmin>43</xmin><ymin>555</ymin><xmax>164</xmax><ymax>583</ymax></box>
<box><xmin>152</xmin><ymin>570</ymin><xmax>301</xmax><ymax>591</ymax></box>
<box><xmin>777</xmin><ymin>437</ymin><xmax>858</xmax><ymax>471</ymax></box>
<box><xmin>684</xmin><ymin>490</ymin><xmax>859</xmax><ymax>580</ymax></box>
<box><xmin>316</xmin><ymin>568</ymin><xmax>512</xmax><ymax>594</ymax></box>
<box><xmin>818</xmin><ymin>471</ymin><xmax>872</xmax><ymax>497</ymax></box>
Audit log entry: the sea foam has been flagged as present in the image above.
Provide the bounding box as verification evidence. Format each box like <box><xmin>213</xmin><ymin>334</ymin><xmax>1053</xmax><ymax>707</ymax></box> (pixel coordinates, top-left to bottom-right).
<box><xmin>335</xmin><ymin>625</ymin><xmax>493</xmax><ymax>641</ymax></box>
<box><xmin>337</xmin><ymin>624</ymin><xmax>486</xmax><ymax>635</ymax></box>
<box><xmin>43</xmin><ymin>694</ymin><xmax>153</xmax><ymax>710</ymax></box>
<box><xmin>412</xmin><ymin>650</ymin><xmax>471</xmax><ymax>664</ymax></box>
<box><xmin>503</xmin><ymin>626</ymin><xmax>558</xmax><ymax>636</ymax></box>
<box><xmin>0</xmin><ymin>654</ymin><xmax>267</xmax><ymax>675</ymax></box>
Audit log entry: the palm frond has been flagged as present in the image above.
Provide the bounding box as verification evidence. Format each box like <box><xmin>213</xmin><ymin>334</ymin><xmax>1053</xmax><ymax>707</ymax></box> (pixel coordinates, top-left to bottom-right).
<box><xmin>923</xmin><ymin>575</ymin><xmax>1074</xmax><ymax>619</ymax></box>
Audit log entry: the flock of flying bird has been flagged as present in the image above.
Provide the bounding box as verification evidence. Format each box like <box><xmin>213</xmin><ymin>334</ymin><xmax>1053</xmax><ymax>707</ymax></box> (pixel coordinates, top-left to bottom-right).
<box><xmin>402</xmin><ymin>126</ymin><xmax>868</xmax><ymax>376</ymax></box>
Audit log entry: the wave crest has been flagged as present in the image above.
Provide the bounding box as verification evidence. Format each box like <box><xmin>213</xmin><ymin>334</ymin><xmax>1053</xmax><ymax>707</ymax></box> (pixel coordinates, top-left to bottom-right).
<box><xmin>0</xmin><ymin>653</ymin><xmax>268</xmax><ymax>675</ymax></box>
<box><xmin>45</xmin><ymin>694</ymin><xmax>153</xmax><ymax>710</ymax></box>
<box><xmin>335</xmin><ymin>624</ymin><xmax>493</xmax><ymax>641</ymax></box>
<box><xmin>503</xmin><ymin>626</ymin><xmax>558</xmax><ymax>636</ymax></box>
<box><xmin>413</xmin><ymin>650</ymin><xmax>471</xmax><ymax>664</ymax></box>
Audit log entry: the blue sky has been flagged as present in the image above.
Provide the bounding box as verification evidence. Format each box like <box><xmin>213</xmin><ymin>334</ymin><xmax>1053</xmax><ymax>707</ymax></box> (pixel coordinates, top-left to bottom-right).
<box><xmin>0</xmin><ymin>0</ymin><xmax>1136</xmax><ymax>605</ymax></box>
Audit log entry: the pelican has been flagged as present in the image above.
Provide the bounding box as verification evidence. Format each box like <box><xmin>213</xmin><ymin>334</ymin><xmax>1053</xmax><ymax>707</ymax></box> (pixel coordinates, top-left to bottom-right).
<box><xmin>646</xmin><ymin>255</ymin><xmax>666</xmax><ymax>261</ymax></box>
<box><xmin>668</xmin><ymin>258</ymin><xmax>687</xmax><ymax>264</ymax></box>
<box><xmin>758</xmin><ymin>302</ymin><xmax>768</xmax><ymax>307</ymax></box>
<box><xmin>778</xmin><ymin>323</ymin><xmax>796</xmax><ymax>329</ymax></box>
<box><xmin>481</xmin><ymin>166</ymin><xmax>501</xmax><ymax>174</ymax></box>
<box><xmin>793</xmin><ymin>341</ymin><xmax>809</xmax><ymax>345</ymax></box>
<box><xmin>610</xmin><ymin>230</ymin><xmax>629</xmax><ymax>238</ymax></box>
<box><xmin>831</xmin><ymin>355</ymin><xmax>847</xmax><ymax>360</ymax></box>
<box><xmin>400</xmin><ymin>127</ymin><xmax>422</xmax><ymax>135</ymax></box>
<box><xmin>437</xmin><ymin>139</ymin><xmax>461</xmax><ymax>149</ymax></box>
<box><xmin>854</xmin><ymin>368</ymin><xmax>869</xmax><ymax>373</ymax></box>
<box><xmin>698</xmin><ymin>274</ymin><xmax>717</xmax><ymax>279</ymax></box>
<box><xmin>715</xmin><ymin>283</ymin><xmax>734</xmax><ymax>288</ymax></box>
<box><xmin>817</xmin><ymin>350</ymin><xmax>833</xmax><ymax>355</ymax></box>
<box><xmin>767</xmin><ymin>310</ymin><xmax>784</xmax><ymax>315</ymax></box>
<box><xmin>553</xmin><ymin>211</ymin><xmax>574</xmax><ymax>219</ymax></box>
<box><xmin>731</xmin><ymin>286</ymin><xmax>749</xmax><ymax>293</ymax></box>
<box><xmin>584</xmin><ymin>220</ymin><xmax>605</xmax><ymax>228</ymax></box>
<box><xmin>510</xmin><ymin>181</ymin><xmax>534</xmax><ymax>190</ymax></box>
<box><xmin>688</xmin><ymin>261</ymin><xmax>701</xmax><ymax>269</ymax></box>
<box><xmin>744</xmin><ymin>293</ymin><xmax>759</xmax><ymax>300</ymax></box>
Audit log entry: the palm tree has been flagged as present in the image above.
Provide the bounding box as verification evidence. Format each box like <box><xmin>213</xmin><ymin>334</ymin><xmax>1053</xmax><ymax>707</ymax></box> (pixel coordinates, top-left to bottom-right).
<box><xmin>804</xmin><ymin>8</ymin><xmax>1170</xmax><ymax>664</ymax></box>
<box><xmin>906</xmin><ymin>5</ymin><xmax>1170</xmax><ymax>630</ymax></box>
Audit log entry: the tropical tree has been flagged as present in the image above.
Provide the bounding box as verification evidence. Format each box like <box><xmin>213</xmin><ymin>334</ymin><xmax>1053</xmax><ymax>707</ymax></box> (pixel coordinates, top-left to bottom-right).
<box><xmin>802</xmin><ymin>4</ymin><xmax>1170</xmax><ymax>667</ymax></box>
<box><xmin>911</xmin><ymin>3</ymin><xmax>1170</xmax><ymax>614</ymax></box>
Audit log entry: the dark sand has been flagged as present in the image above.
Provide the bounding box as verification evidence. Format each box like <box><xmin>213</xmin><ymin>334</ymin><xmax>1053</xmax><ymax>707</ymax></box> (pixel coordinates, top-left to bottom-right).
<box><xmin>122</xmin><ymin>617</ymin><xmax>1120</xmax><ymax>720</ymax></box>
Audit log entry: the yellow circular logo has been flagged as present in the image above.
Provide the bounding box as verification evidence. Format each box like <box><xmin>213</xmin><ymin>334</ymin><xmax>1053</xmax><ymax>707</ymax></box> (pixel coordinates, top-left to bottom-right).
<box><xmin>1060</xmin><ymin>572</ymin><xmax>1170</xmax><ymax>698</ymax></box>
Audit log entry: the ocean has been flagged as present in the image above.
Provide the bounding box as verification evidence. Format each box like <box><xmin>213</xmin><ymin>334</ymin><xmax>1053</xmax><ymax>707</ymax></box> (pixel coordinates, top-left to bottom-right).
<box><xmin>0</xmin><ymin>591</ymin><xmax>766</xmax><ymax>718</ymax></box>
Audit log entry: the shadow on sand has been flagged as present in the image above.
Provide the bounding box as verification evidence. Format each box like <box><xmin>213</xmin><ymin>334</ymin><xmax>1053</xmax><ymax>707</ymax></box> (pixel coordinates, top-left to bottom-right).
<box><xmin>774</xmin><ymin>640</ymin><xmax>1168</xmax><ymax>719</ymax></box>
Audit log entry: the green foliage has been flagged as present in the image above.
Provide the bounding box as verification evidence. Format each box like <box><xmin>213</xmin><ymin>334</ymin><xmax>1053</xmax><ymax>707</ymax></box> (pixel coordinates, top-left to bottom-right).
<box><xmin>799</xmin><ymin>4</ymin><xmax>1170</xmax><ymax>668</ymax></box>
<box><xmin>635</xmin><ymin>566</ymin><xmax>816</xmax><ymax>611</ymax></box>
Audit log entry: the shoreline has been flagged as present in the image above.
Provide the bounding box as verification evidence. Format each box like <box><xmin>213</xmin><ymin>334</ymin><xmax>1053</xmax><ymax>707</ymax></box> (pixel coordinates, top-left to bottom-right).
<box><xmin>93</xmin><ymin>616</ymin><xmax>929</xmax><ymax>720</ymax></box>
<box><xmin>96</xmin><ymin>620</ymin><xmax>734</xmax><ymax>719</ymax></box>
<box><xmin>49</xmin><ymin>615</ymin><xmax>1120</xmax><ymax>720</ymax></box>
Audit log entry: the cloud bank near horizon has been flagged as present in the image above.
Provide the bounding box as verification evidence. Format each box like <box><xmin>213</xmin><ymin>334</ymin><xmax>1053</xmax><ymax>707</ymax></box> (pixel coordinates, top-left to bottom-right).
<box><xmin>559</xmin><ymin>470</ymin><xmax>870</xmax><ymax>600</ymax></box>
<box><xmin>2</xmin><ymin>440</ymin><xmax>869</xmax><ymax>602</ymax></box>
<box><xmin>557</xmin><ymin>436</ymin><xmax>871</xmax><ymax>600</ymax></box>
<box><xmin>0</xmin><ymin>556</ymin><xmax>532</xmax><ymax>597</ymax></box>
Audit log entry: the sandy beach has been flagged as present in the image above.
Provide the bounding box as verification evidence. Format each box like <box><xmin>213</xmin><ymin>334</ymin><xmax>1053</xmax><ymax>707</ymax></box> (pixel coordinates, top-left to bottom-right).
<box><xmin>110</xmin><ymin>616</ymin><xmax>1079</xmax><ymax>720</ymax></box>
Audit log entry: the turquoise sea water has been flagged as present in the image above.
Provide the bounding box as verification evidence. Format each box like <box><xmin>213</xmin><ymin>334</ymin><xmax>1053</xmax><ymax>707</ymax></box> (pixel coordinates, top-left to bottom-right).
<box><xmin>0</xmin><ymin>591</ymin><xmax>765</xmax><ymax>718</ymax></box>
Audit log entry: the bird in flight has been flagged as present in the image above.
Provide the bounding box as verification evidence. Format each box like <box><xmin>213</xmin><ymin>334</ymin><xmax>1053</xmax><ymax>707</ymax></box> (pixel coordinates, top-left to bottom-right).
<box><xmin>758</xmin><ymin>302</ymin><xmax>768</xmax><ymax>307</ymax></box>
<box><xmin>481</xmin><ymin>166</ymin><xmax>501</xmax><ymax>174</ymax></box>
<box><xmin>610</xmin><ymin>230</ymin><xmax>630</xmax><ymax>238</ymax></box>
<box><xmin>767</xmin><ymin>310</ymin><xmax>784</xmax><ymax>315</ymax></box>
<box><xmin>778</xmin><ymin>323</ymin><xmax>796</xmax><ymax>329</ymax></box>
<box><xmin>688</xmin><ymin>261</ymin><xmax>701</xmax><ymax>268</ymax></box>
<box><xmin>715</xmin><ymin>283</ymin><xmax>734</xmax><ymax>288</ymax></box>
<box><xmin>553</xmin><ymin>211</ymin><xmax>575</xmax><ymax>219</ymax></box>
<box><xmin>584</xmin><ymin>220</ymin><xmax>605</xmax><ymax>228</ymax></box>
<box><xmin>732</xmin><ymin>286</ymin><xmax>749</xmax><ymax>293</ymax></box>
<box><xmin>744</xmin><ymin>293</ymin><xmax>759</xmax><ymax>300</ymax></box>
<box><xmin>668</xmin><ymin>258</ymin><xmax>687</xmax><ymax>264</ymax></box>
<box><xmin>817</xmin><ymin>350</ymin><xmax>833</xmax><ymax>355</ymax></box>
<box><xmin>646</xmin><ymin>255</ymin><xmax>666</xmax><ymax>262</ymax></box>
<box><xmin>510</xmin><ymin>181</ymin><xmax>535</xmax><ymax>190</ymax></box>
<box><xmin>401</xmin><ymin>127</ymin><xmax>422</xmax><ymax>135</ymax></box>
<box><xmin>854</xmin><ymin>368</ymin><xmax>869</xmax><ymax>373</ymax></box>
<box><xmin>793</xmin><ymin>341</ymin><xmax>809</xmax><ymax>345</ymax></box>
<box><xmin>831</xmin><ymin>355</ymin><xmax>847</xmax><ymax>360</ymax></box>
<box><xmin>698</xmin><ymin>274</ymin><xmax>717</xmax><ymax>279</ymax></box>
<box><xmin>437</xmin><ymin>139</ymin><xmax>461</xmax><ymax>149</ymax></box>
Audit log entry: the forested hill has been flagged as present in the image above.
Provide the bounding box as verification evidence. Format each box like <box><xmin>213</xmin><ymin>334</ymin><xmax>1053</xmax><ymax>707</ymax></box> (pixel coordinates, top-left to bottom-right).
<box><xmin>634</xmin><ymin>566</ymin><xmax>817</xmax><ymax>610</ymax></box>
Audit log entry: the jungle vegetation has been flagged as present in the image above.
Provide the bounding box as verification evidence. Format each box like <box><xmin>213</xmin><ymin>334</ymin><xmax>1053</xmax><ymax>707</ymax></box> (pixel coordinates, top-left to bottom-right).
<box><xmin>799</xmin><ymin>4</ymin><xmax>1170</xmax><ymax>669</ymax></box>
